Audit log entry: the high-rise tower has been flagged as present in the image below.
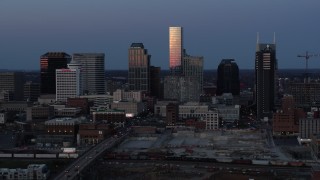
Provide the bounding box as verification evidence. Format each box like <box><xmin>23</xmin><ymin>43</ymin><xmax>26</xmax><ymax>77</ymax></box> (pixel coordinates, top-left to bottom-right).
<box><xmin>217</xmin><ymin>59</ymin><xmax>240</xmax><ymax>96</ymax></box>
<box><xmin>40</xmin><ymin>52</ymin><xmax>71</xmax><ymax>95</ymax></box>
<box><xmin>182</xmin><ymin>52</ymin><xmax>204</xmax><ymax>93</ymax></box>
<box><xmin>55</xmin><ymin>60</ymin><xmax>81</xmax><ymax>102</ymax></box>
<box><xmin>73</xmin><ymin>53</ymin><xmax>105</xmax><ymax>95</ymax></box>
<box><xmin>169</xmin><ymin>27</ymin><xmax>183</xmax><ymax>75</ymax></box>
<box><xmin>128</xmin><ymin>43</ymin><xmax>151</xmax><ymax>92</ymax></box>
<box><xmin>255</xmin><ymin>40</ymin><xmax>276</xmax><ymax>120</ymax></box>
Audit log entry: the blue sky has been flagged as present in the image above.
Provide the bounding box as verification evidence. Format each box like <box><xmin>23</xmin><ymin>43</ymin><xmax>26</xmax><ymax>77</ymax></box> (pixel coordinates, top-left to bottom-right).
<box><xmin>1</xmin><ymin>0</ymin><xmax>320</xmax><ymax>70</ymax></box>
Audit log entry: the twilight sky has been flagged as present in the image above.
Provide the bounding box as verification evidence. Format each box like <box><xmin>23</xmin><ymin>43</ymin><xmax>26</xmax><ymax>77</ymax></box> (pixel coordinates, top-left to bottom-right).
<box><xmin>1</xmin><ymin>0</ymin><xmax>320</xmax><ymax>70</ymax></box>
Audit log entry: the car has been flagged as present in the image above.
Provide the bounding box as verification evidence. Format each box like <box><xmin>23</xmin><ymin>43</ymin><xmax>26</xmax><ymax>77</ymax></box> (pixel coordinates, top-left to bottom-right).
<box><xmin>65</xmin><ymin>170</ymin><xmax>69</xmax><ymax>173</ymax></box>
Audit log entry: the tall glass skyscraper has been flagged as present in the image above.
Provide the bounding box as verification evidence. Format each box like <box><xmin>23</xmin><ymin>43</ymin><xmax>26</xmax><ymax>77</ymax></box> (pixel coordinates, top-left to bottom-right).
<box><xmin>169</xmin><ymin>27</ymin><xmax>183</xmax><ymax>75</ymax></box>
<box><xmin>128</xmin><ymin>43</ymin><xmax>150</xmax><ymax>92</ymax></box>
<box><xmin>255</xmin><ymin>43</ymin><xmax>276</xmax><ymax>120</ymax></box>
<box><xmin>40</xmin><ymin>52</ymin><xmax>71</xmax><ymax>95</ymax></box>
<box><xmin>73</xmin><ymin>53</ymin><xmax>105</xmax><ymax>95</ymax></box>
<box><xmin>217</xmin><ymin>59</ymin><xmax>240</xmax><ymax>96</ymax></box>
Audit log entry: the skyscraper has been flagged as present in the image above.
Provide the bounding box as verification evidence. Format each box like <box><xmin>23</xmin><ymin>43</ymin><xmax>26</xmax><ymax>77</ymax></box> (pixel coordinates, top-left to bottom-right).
<box><xmin>169</xmin><ymin>26</ymin><xmax>183</xmax><ymax>75</ymax></box>
<box><xmin>217</xmin><ymin>59</ymin><xmax>240</xmax><ymax>96</ymax></box>
<box><xmin>0</xmin><ymin>72</ymin><xmax>24</xmax><ymax>101</ymax></box>
<box><xmin>150</xmin><ymin>66</ymin><xmax>161</xmax><ymax>98</ymax></box>
<box><xmin>40</xmin><ymin>52</ymin><xmax>71</xmax><ymax>95</ymax></box>
<box><xmin>73</xmin><ymin>53</ymin><xmax>105</xmax><ymax>95</ymax></box>
<box><xmin>128</xmin><ymin>43</ymin><xmax>151</xmax><ymax>92</ymax></box>
<box><xmin>55</xmin><ymin>60</ymin><xmax>82</xmax><ymax>102</ymax></box>
<box><xmin>182</xmin><ymin>52</ymin><xmax>204</xmax><ymax>93</ymax></box>
<box><xmin>255</xmin><ymin>42</ymin><xmax>276</xmax><ymax>120</ymax></box>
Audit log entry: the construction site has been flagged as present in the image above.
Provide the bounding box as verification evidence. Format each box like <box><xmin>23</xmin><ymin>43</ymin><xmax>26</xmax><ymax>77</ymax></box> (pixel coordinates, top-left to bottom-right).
<box><xmin>105</xmin><ymin>127</ymin><xmax>311</xmax><ymax>167</ymax></box>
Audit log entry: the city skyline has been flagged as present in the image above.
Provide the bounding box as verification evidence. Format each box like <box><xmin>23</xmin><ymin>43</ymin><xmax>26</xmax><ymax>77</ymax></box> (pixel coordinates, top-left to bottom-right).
<box><xmin>1</xmin><ymin>1</ymin><xmax>320</xmax><ymax>70</ymax></box>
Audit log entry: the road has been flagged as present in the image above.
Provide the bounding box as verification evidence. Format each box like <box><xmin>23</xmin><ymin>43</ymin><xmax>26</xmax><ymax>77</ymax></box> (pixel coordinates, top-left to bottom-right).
<box><xmin>54</xmin><ymin>128</ymin><xmax>131</xmax><ymax>180</ymax></box>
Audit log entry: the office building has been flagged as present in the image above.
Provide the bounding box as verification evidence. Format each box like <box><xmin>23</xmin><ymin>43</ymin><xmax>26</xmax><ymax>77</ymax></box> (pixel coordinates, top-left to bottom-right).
<box><xmin>255</xmin><ymin>42</ymin><xmax>276</xmax><ymax>120</ymax></box>
<box><xmin>56</xmin><ymin>61</ymin><xmax>81</xmax><ymax>102</ymax></box>
<box><xmin>128</xmin><ymin>43</ymin><xmax>150</xmax><ymax>92</ymax></box>
<box><xmin>179</xmin><ymin>102</ymin><xmax>219</xmax><ymax>130</ymax></box>
<box><xmin>217</xmin><ymin>59</ymin><xmax>240</xmax><ymax>96</ymax></box>
<box><xmin>164</xmin><ymin>75</ymin><xmax>200</xmax><ymax>102</ymax></box>
<box><xmin>40</xmin><ymin>52</ymin><xmax>71</xmax><ymax>95</ymax></box>
<box><xmin>0</xmin><ymin>72</ymin><xmax>24</xmax><ymax>101</ymax></box>
<box><xmin>288</xmin><ymin>82</ymin><xmax>320</xmax><ymax>108</ymax></box>
<box><xmin>150</xmin><ymin>66</ymin><xmax>161</xmax><ymax>99</ymax></box>
<box><xmin>169</xmin><ymin>26</ymin><xmax>183</xmax><ymax>75</ymax></box>
<box><xmin>300</xmin><ymin>117</ymin><xmax>320</xmax><ymax>139</ymax></box>
<box><xmin>111</xmin><ymin>101</ymin><xmax>145</xmax><ymax>117</ymax></box>
<box><xmin>24</xmin><ymin>81</ymin><xmax>40</xmax><ymax>102</ymax></box>
<box><xmin>73</xmin><ymin>53</ymin><xmax>105</xmax><ymax>95</ymax></box>
<box><xmin>166</xmin><ymin>103</ymin><xmax>179</xmax><ymax>127</ymax></box>
<box><xmin>182</xmin><ymin>53</ymin><xmax>204</xmax><ymax>93</ymax></box>
<box><xmin>113</xmin><ymin>89</ymin><xmax>143</xmax><ymax>102</ymax></box>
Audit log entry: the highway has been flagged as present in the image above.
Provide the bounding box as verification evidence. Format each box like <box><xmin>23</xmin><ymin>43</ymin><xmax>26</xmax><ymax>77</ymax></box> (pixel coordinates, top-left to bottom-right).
<box><xmin>54</xmin><ymin>128</ymin><xmax>131</xmax><ymax>180</ymax></box>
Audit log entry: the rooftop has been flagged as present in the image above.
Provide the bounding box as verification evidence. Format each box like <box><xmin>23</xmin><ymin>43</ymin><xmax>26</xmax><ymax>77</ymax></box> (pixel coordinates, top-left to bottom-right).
<box><xmin>130</xmin><ymin>43</ymin><xmax>144</xmax><ymax>48</ymax></box>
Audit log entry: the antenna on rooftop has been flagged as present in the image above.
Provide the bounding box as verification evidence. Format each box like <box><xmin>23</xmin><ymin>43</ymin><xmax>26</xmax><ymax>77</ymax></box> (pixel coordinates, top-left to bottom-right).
<box><xmin>273</xmin><ymin>32</ymin><xmax>276</xmax><ymax>44</ymax></box>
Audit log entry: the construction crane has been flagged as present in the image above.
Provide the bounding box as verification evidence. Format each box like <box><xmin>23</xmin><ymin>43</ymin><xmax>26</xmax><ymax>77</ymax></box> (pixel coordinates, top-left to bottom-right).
<box><xmin>297</xmin><ymin>51</ymin><xmax>320</xmax><ymax>74</ymax></box>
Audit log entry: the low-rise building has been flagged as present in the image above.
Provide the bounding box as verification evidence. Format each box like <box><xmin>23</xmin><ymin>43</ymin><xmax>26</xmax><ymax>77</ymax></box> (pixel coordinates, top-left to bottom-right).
<box><xmin>299</xmin><ymin>116</ymin><xmax>320</xmax><ymax>139</ymax></box>
<box><xmin>54</xmin><ymin>107</ymin><xmax>81</xmax><ymax>117</ymax></box>
<box><xmin>113</xmin><ymin>89</ymin><xmax>143</xmax><ymax>102</ymax></box>
<box><xmin>0</xmin><ymin>101</ymin><xmax>32</xmax><ymax>112</ymax></box>
<box><xmin>154</xmin><ymin>100</ymin><xmax>179</xmax><ymax>117</ymax></box>
<box><xmin>26</xmin><ymin>106</ymin><xmax>54</xmax><ymax>121</ymax></box>
<box><xmin>0</xmin><ymin>164</ymin><xmax>49</xmax><ymax>180</ymax></box>
<box><xmin>92</xmin><ymin>109</ymin><xmax>126</xmax><ymax>127</ymax></box>
<box><xmin>80</xmin><ymin>94</ymin><xmax>113</xmax><ymax>107</ymax></box>
<box><xmin>67</xmin><ymin>97</ymin><xmax>90</xmax><ymax>114</ymax></box>
<box><xmin>185</xmin><ymin>119</ymin><xmax>206</xmax><ymax>130</ymax></box>
<box><xmin>179</xmin><ymin>102</ymin><xmax>219</xmax><ymax>130</ymax></box>
<box><xmin>0</xmin><ymin>112</ymin><xmax>7</xmax><ymax>124</ymax></box>
<box><xmin>78</xmin><ymin>122</ymin><xmax>112</xmax><ymax>145</ymax></box>
<box><xmin>45</xmin><ymin>117</ymin><xmax>80</xmax><ymax>136</ymax></box>
<box><xmin>111</xmin><ymin>101</ymin><xmax>145</xmax><ymax>117</ymax></box>
<box><xmin>216</xmin><ymin>105</ymin><xmax>240</xmax><ymax>123</ymax></box>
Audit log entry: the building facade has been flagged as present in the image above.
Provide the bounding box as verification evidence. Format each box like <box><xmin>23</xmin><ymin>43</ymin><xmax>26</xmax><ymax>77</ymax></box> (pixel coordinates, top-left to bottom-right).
<box><xmin>56</xmin><ymin>68</ymin><xmax>81</xmax><ymax>102</ymax></box>
<box><xmin>73</xmin><ymin>53</ymin><xmax>105</xmax><ymax>95</ymax></box>
<box><xmin>150</xmin><ymin>66</ymin><xmax>161</xmax><ymax>99</ymax></box>
<box><xmin>166</xmin><ymin>103</ymin><xmax>179</xmax><ymax>127</ymax></box>
<box><xmin>299</xmin><ymin>117</ymin><xmax>320</xmax><ymax>139</ymax></box>
<box><xmin>40</xmin><ymin>52</ymin><xmax>71</xmax><ymax>95</ymax></box>
<box><xmin>0</xmin><ymin>72</ymin><xmax>24</xmax><ymax>101</ymax></box>
<box><xmin>217</xmin><ymin>59</ymin><xmax>240</xmax><ymax>96</ymax></box>
<box><xmin>163</xmin><ymin>75</ymin><xmax>200</xmax><ymax>102</ymax></box>
<box><xmin>169</xmin><ymin>27</ymin><xmax>183</xmax><ymax>75</ymax></box>
<box><xmin>128</xmin><ymin>43</ymin><xmax>151</xmax><ymax>92</ymax></box>
<box><xmin>288</xmin><ymin>82</ymin><xmax>320</xmax><ymax>108</ymax></box>
<box><xmin>92</xmin><ymin>109</ymin><xmax>126</xmax><ymax>127</ymax></box>
<box><xmin>255</xmin><ymin>43</ymin><xmax>276</xmax><ymax>120</ymax></box>
<box><xmin>113</xmin><ymin>89</ymin><xmax>143</xmax><ymax>102</ymax></box>
<box><xmin>182</xmin><ymin>53</ymin><xmax>204</xmax><ymax>93</ymax></box>
<box><xmin>0</xmin><ymin>113</ymin><xmax>6</xmax><ymax>124</ymax></box>
<box><xmin>24</xmin><ymin>81</ymin><xmax>40</xmax><ymax>102</ymax></box>
<box><xmin>111</xmin><ymin>101</ymin><xmax>145</xmax><ymax>117</ymax></box>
